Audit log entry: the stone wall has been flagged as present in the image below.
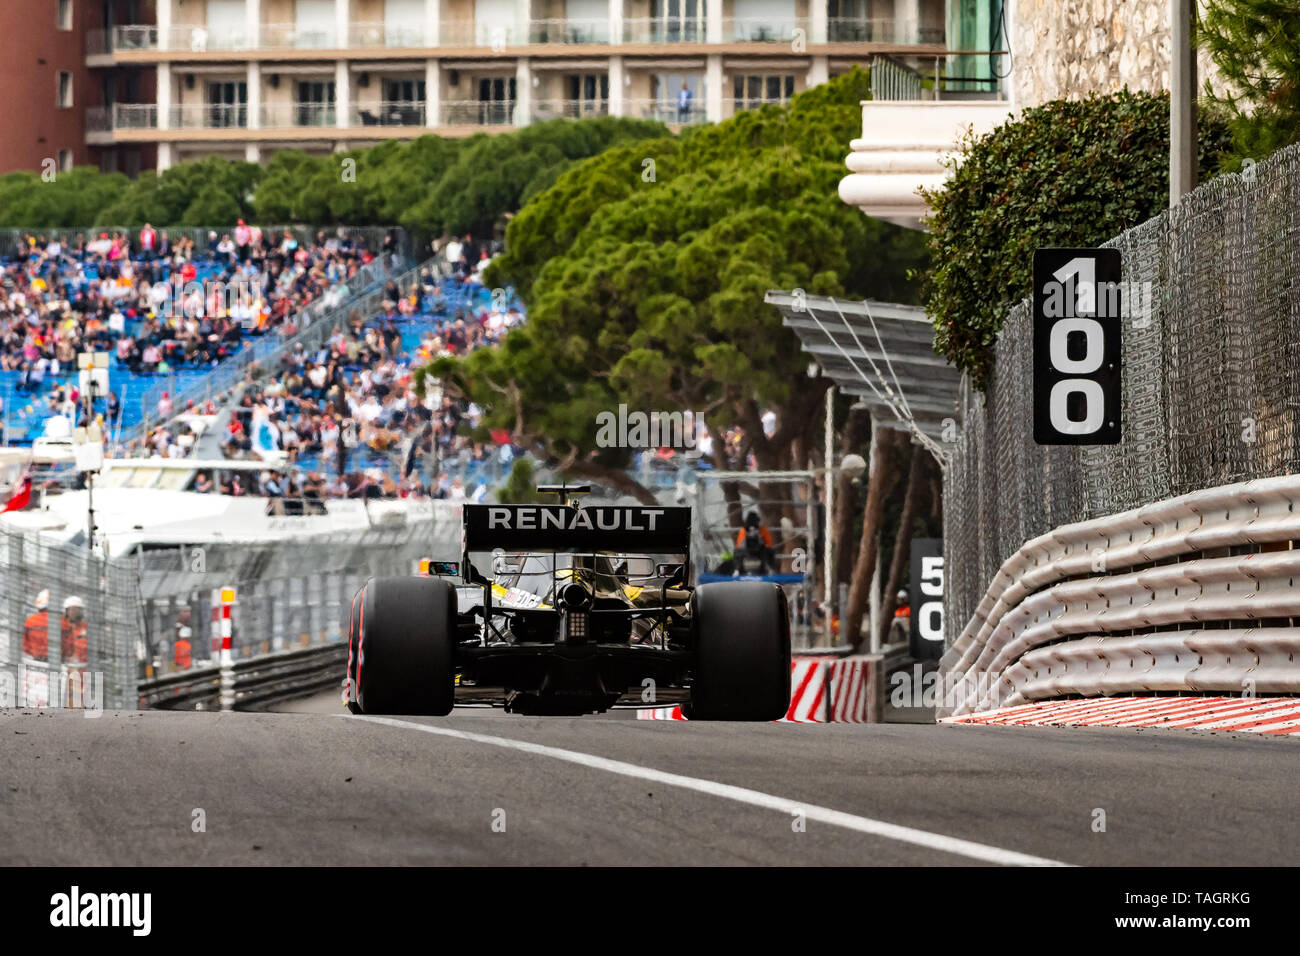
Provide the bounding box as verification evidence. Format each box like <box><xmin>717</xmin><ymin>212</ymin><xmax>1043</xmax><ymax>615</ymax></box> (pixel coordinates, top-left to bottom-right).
<box><xmin>1011</xmin><ymin>0</ymin><xmax>1224</xmax><ymax>108</ymax></box>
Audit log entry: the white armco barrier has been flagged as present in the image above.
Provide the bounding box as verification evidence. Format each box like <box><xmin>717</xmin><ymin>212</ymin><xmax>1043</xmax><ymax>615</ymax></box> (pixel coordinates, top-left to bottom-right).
<box><xmin>939</xmin><ymin>475</ymin><xmax>1300</xmax><ymax>717</ymax></box>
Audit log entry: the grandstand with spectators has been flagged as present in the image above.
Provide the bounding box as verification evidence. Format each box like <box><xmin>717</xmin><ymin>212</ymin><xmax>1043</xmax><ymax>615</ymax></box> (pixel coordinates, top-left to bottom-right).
<box><xmin>0</xmin><ymin>223</ymin><xmax>527</xmax><ymax>503</ymax></box>
<box><xmin>1</xmin><ymin>225</ymin><xmax>392</xmax><ymax>440</ymax></box>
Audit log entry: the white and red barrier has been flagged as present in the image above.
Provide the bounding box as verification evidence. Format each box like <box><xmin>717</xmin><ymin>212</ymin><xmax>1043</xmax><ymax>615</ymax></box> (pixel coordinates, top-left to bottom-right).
<box><xmin>827</xmin><ymin>657</ymin><xmax>874</xmax><ymax>723</ymax></box>
<box><xmin>638</xmin><ymin>704</ymin><xmax>688</xmax><ymax>721</ymax></box>
<box><xmin>638</xmin><ymin>654</ymin><xmax>881</xmax><ymax>723</ymax></box>
<box><xmin>785</xmin><ymin>657</ymin><xmax>830</xmax><ymax>722</ymax></box>
<box><xmin>942</xmin><ymin>696</ymin><xmax>1300</xmax><ymax>735</ymax></box>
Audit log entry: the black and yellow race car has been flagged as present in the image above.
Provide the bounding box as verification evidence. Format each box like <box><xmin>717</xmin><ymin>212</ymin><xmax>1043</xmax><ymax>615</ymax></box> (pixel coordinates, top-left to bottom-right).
<box><xmin>346</xmin><ymin>485</ymin><xmax>790</xmax><ymax>719</ymax></box>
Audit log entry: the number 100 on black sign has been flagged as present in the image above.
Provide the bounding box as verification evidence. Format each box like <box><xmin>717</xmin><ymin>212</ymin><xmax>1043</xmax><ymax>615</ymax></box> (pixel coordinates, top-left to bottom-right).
<box><xmin>1032</xmin><ymin>248</ymin><xmax>1122</xmax><ymax>445</ymax></box>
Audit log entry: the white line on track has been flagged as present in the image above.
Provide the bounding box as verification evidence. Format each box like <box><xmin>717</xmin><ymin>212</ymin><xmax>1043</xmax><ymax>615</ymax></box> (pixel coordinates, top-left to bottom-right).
<box><xmin>345</xmin><ymin>714</ymin><xmax>1072</xmax><ymax>867</ymax></box>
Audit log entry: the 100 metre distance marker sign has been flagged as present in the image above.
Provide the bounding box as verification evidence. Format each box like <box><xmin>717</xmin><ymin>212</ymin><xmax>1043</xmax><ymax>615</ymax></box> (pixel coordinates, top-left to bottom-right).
<box><xmin>1032</xmin><ymin>248</ymin><xmax>1122</xmax><ymax>445</ymax></box>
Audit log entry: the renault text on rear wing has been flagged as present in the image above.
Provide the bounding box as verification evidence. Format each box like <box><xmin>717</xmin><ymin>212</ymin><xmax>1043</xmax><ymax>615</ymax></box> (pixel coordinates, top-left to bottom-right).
<box><xmin>463</xmin><ymin>504</ymin><xmax>692</xmax><ymax>553</ymax></box>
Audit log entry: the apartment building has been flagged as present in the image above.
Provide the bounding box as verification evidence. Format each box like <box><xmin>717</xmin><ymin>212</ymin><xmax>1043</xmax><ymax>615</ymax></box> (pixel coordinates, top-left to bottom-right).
<box><xmin>0</xmin><ymin>0</ymin><xmax>114</xmax><ymax>175</ymax></box>
<box><xmin>71</xmin><ymin>0</ymin><xmax>999</xmax><ymax>172</ymax></box>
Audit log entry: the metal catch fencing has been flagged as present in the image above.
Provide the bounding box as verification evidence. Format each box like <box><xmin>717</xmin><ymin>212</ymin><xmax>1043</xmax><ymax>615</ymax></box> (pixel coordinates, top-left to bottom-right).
<box><xmin>684</xmin><ymin>470</ymin><xmax>820</xmax><ymax>647</ymax></box>
<box><xmin>944</xmin><ymin>141</ymin><xmax>1300</xmax><ymax>647</ymax></box>
<box><xmin>0</xmin><ymin>522</ymin><xmax>142</xmax><ymax>710</ymax></box>
<box><xmin>0</xmin><ymin>503</ymin><xmax>464</xmax><ymax>710</ymax></box>
<box><xmin>134</xmin><ymin>505</ymin><xmax>462</xmax><ymax>679</ymax></box>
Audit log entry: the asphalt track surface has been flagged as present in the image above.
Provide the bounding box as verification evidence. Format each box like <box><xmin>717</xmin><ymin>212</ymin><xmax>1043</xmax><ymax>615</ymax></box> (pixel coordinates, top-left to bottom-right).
<box><xmin>1</xmin><ymin>691</ymin><xmax>1296</xmax><ymax>866</ymax></box>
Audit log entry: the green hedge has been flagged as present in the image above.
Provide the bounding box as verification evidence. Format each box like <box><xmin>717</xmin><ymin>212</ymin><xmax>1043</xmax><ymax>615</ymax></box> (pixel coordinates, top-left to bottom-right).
<box><xmin>922</xmin><ymin>90</ymin><xmax>1231</xmax><ymax>391</ymax></box>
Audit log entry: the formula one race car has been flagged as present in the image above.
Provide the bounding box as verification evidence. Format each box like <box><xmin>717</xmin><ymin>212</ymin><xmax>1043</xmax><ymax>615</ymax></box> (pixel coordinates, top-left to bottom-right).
<box><xmin>346</xmin><ymin>485</ymin><xmax>790</xmax><ymax>719</ymax></box>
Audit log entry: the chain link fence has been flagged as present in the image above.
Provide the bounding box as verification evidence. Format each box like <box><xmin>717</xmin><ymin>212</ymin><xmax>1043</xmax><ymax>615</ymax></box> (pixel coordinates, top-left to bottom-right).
<box><xmin>945</xmin><ymin>142</ymin><xmax>1300</xmax><ymax>644</ymax></box>
<box><xmin>134</xmin><ymin>506</ymin><xmax>461</xmax><ymax>679</ymax></box>
<box><xmin>0</xmin><ymin>505</ymin><xmax>464</xmax><ymax>708</ymax></box>
<box><xmin>0</xmin><ymin>523</ymin><xmax>141</xmax><ymax>710</ymax></box>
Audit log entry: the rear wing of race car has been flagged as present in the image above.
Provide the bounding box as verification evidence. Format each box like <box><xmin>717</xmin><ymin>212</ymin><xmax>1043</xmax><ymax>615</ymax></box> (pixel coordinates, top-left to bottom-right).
<box><xmin>462</xmin><ymin>504</ymin><xmax>693</xmax><ymax>557</ymax></box>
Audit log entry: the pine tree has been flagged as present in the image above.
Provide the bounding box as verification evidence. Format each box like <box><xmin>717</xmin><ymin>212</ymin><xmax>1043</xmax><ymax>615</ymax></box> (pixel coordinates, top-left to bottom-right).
<box><xmin>1199</xmin><ymin>0</ymin><xmax>1300</xmax><ymax>165</ymax></box>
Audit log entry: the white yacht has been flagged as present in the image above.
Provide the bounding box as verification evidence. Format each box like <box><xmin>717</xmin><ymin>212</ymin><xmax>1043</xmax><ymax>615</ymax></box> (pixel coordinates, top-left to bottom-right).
<box><xmin>0</xmin><ymin>456</ymin><xmax>457</xmax><ymax>558</ymax></box>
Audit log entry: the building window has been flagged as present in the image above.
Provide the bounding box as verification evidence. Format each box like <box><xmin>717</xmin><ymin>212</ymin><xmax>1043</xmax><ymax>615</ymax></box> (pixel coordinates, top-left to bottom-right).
<box><xmin>206</xmin><ymin>81</ymin><xmax>249</xmax><ymax>128</ymax></box>
<box><xmin>382</xmin><ymin>78</ymin><xmax>426</xmax><ymax>105</ymax></box>
<box><xmin>57</xmin><ymin>0</ymin><xmax>73</xmax><ymax>30</ymax></box>
<box><xmin>57</xmin><ymin>72</ymin><xmax>74</xmax><ymax>108</ymax></box>
<box><xmin>58</xmin><ymin>150</ymin><xmax>74</xmax><ymax>172</ymax></box>
<box><xmin>649</xmin><ymin>0</ymin><xmax>705</xmax><ymax>42</ymax></box>
<box><xmin>730</xmin><ymin>0</ymin><xmax>796</xmax><ymax>41</ymax></box>
<box><xmin>475</xmin><ymin>77</ymin><xmax>516</xmax><ymax>125</ymax></box>
<box><xmin>827</xmin><ymin>0</ymin><xmax>868</xmax><ymax>41</ymax></box>
<box><xmin>732</xmin><ymin>74</ymin><xmax>795</xmax><ymax>108</ymax></box>
<box><xmin>295</xmin><ymin>0</ymin><xmax>337</xmax><ymax>48</ymax></box>
<box><xmin>295</xmin><ymin>80</ymin><xmax>337</xmax><ymax>126</ymax></box>
<box><xmin>564</xmin><ymin>74</ymin><xmax>609</xmax><ymax>109</ymax></box>
<box><xmin>477</xmin><ymin>76</ymin><xmax>516</xmax><ymax>104</ymax></box>
<box><xmin>652</xmin><ymin>73</ymin><xmax>702</xmax><ymax>122</ymax></box>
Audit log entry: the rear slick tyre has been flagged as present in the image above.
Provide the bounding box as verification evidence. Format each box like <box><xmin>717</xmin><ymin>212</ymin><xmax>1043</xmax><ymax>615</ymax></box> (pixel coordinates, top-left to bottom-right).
<box><xmin>354</xmin><ymin>576</ymin><xmax>456</xmax><ymax>716</ymax></box>
<box><xmin>688</xmin><ymin>581</ymin><xmax>790</xmax><ymax>721</ymax></box>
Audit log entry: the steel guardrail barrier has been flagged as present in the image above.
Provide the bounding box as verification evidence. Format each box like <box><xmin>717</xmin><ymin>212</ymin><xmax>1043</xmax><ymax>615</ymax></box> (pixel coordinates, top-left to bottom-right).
<box><xmin>137</xmin><ymin>642</ymin><xmax>347</xmax><ymax>711</ymax></box>
<box><xmin>938</xmin><ymin>475</ymin><xmax>1300</xmax><ymax>716</ymax></box>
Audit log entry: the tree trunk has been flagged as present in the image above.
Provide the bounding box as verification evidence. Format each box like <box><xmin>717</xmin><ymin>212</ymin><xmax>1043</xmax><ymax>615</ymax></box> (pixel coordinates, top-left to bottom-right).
<box><xmin>877</xmin><ymin>443</ymin><xmax>928</xmax><ymax>647</ymax></box>
<box><xmin>738</xmin><ymin>378</ymin><xmax>829</xmax><ymax>473</ymax></box>
<box><xmin>842</xmin><ymin>424</ymin><xmax>899</xmax><ymax>651</ymax></box>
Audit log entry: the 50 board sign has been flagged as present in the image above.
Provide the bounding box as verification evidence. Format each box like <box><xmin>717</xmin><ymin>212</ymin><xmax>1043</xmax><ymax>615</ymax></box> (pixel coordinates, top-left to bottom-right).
<box><xmin>909</xmin><ymin>538</ymin><xmax>943</xmax><ymax>660</ymax></box>
<box><xmin>1033</xmin><ymin>248</ymin><xmax>1122</xmax><ymax>445</ymax></box>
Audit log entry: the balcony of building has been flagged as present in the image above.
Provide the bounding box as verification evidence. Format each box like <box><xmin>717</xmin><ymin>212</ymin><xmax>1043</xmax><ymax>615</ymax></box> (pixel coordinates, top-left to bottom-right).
<box><xmin>838</xmin><ymin>53</ymin><xmax>1011</xmax><ymax>229</ymax></box>
<box><xmin>86</xmin><ymin>39</ymin><xmax>993</xmax><ymax>155</ymax></box>
<box><xmin>88</xmin><ymin>0</ymin><xmax>951</xmax><ymax>60</ymax></box>
<box><xmin>440</xmin><ymin>68</ymin><xmax>520</xmax><ymax>126</ymax></box>
<box><xmin>439</xmin><ymin>100</ymin><xmax>518</xmax><ymax>126</ymax></box>
<box><xmin>350</xmin><ymin>101</ymin><xmax>429</xmax><ymax>125</ymax></box>
<box><xmin>621</xmin><ymin>98</ymin><xmax>704</xmax><ymax>124</ymax></box>
<box><xmin>90</xmin><ymin>83</ymin><xmax>809</xmax><ymax>145</ymax></box>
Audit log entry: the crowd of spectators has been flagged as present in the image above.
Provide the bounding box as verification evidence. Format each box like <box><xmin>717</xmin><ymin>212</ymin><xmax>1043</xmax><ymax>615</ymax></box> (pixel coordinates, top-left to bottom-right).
<box><xmin>0</xmin><ymin>224</ymin><xmax>397</xmax><ymax>429</ymax></box>
<box><xmin>110</xmin><ymin>246</ymin><xmax>525</xmax><ymax>499</ymax></box>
